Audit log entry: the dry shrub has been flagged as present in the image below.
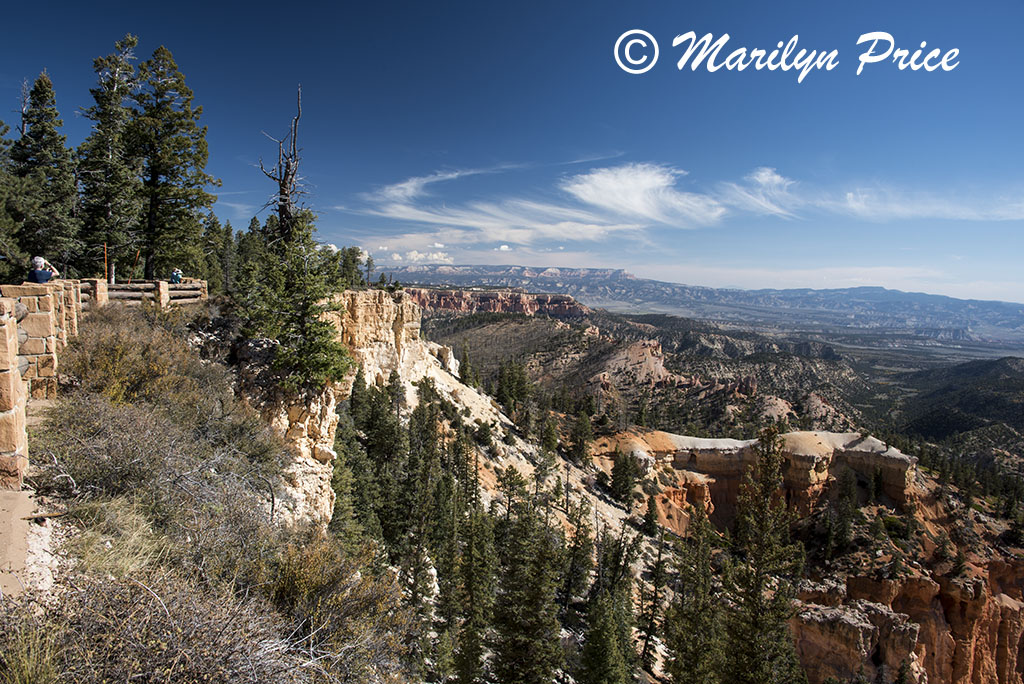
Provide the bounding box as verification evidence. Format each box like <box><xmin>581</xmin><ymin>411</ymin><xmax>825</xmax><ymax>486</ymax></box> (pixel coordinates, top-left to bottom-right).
<box><xmin>56</xmin><ymin>305</ymin><xmax>281</xmax><ymax>466</ymax></box>
<box><xmin>60</xmin><ymin>304</ymin><xmax>208</xmax><ymax>405</ymax></box>
<box><xmin>0</xmin><ymin>576</ymin><xmax>308</xmax><ymax>684</ymax></box>
<box><xmin>271</xmin><ymin>532</ymin><xmax>414</xmax><ymax>683</ymax></box>
<box><xmin>34</xmin><ymin>396</ymin><xmax>278</xmax><ymax>587</ymax></box>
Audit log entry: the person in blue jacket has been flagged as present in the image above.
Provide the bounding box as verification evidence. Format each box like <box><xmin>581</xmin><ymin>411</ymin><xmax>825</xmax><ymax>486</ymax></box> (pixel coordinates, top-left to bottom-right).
<box><xmin>27</xmin><ymin>256</ymin><xmax>59</xmax><ymax>283</ymax></box>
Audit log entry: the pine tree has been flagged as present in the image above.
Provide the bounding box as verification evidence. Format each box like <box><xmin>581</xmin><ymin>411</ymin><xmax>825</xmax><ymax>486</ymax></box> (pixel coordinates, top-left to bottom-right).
<box><xmin>541</xmin><ymin>414</ymin><xmax>559</xmax><ymax>454</ymax></box>
<box><xmin>240</xmin><ymin>226</ymin><xmax>352</xmax><ymax>390</ymax></box>
<box><xmin>402</xmin><ymin>387</ymin><xmax>443</xmax><ymax>616</ymax></box>
<box><xmin>665</xmin><ymin>501</ymin><xmax>723</xmax><ymax>684</ymax></box>
<box><xmin>559</xmin><ymin>498</ymin><xmax>594</xmax><ymax>618</ymax></box>
<box><xmin>78</xmin><ymin>34</ymin><xmax>142</xmax><ymax>280</ymax></box>
<box><xmin>610</xmin><ymin>448</ymin><xmax>640</xmax><ymax>502</ymax></box>
<box><xmin>454</xmin><ymin>501</ymin><xmax>496</xmax><ymax>684</ymax></box>
<box><xmin>200</xmin><ymin>213</ymin><xmax>226</xmax><ymax>294</ymax></box>
<box><xmin>639</xmin><ymin>532</ymin><xmax>667</xmax><ymax>667</ymax></box>
<box><xmin>338</xmin><ymin>245</ymin><xmax>365</xmax><ymax>289</ymax></box>
<box><xmin>585</xmin><ymin>525</ymin><xmax>641</xmax><ymax>679</ymax></box>
<box><xmin>10</xmin><ymin>71</ymin><xmax>81</xmax><ymax>269</ymax></box>
<box><xmin>334</xmin><ymin>410</ymin><xmax>382</xmax><ymax>542</ymax></box>
<box><xmin>579</xmin><ymin>590</ymin><xmax>630</xmax><ymax>684</ymax></box>
<box><xmin>722</xmin><ymin>423</ymin><xmax>807</xmax><ymax>684</ymax></box>
<box><xmin>328</xmin><ymin>444</ymin><xmax>362</xmax><ymax>546</ymax></box>
<box><xmin>642</xmin><ymin>494</ymin><xmax>660</xmax><ymax>536</ymax></box>
<box><xmin>0</xmin><ymin>120</ymin><xmax>29</xmax><ymax>281</ymax></box>
<box><xmin>491</xmin><ymin>504</ymin><xmax>563</xmax><ymax>684</ymax></box>
<box><xmin>131</xmin><ymin>46</ymin><xmax>218</xmax><ymax>279</ymax></box>
<box><xmin>570</xmin><ymin>410</ymin><xmax>593</xmax><ymax>466</ymax></box>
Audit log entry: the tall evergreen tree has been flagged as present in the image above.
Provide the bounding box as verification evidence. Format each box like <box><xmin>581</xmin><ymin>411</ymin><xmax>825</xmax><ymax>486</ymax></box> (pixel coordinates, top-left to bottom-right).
<box><xmin>0</xmin><ymin>120</ymin><xmax>29</xmax><ymax>281</ymax></box>
<box><xmin>579</xmin><ymin>590</ymin><xmax>630</xmax><ymax>684</ymax></box>
<box><xmin>131</xmin><ymin>46</ymin><xmax>217</xmax><ymax>279</ymax></box>
<box><xmin>722</xmin><ymin>423</ymin><xmax>807</xmax><ymax>684</ymax></box>
<box><xmin>454</xmin><ymin>501</ymin><xmax>496</xmax><ymax>684</ymax></box>
<box><xmin>559</xmin><ymin>497</ymin><xmax>594</xmax><ymax>619</ymax></box>
<box><xmin>240</xmin><ymin>222</ymin><xmax>352</xmax><ymax>390</ymax></box>
<box><xmin>665</xmin><ymin>501</ymin><xmax>723</xmax><ymax>684</ymax></box>
<box><xmin>610</xmin><ymin>448</ymin><xmax>640</xmax><ymax>502</ymax></box>
<box><xmin>570</xmin><ymin>410</ymin><xmax>593</xmax><ymax>466</ymax></box>
<box><xmin>78</xmin><ymin>34</ymin><xmax>142</xmax><ymax>280</ymax></box>
<box><xmin>10</xmin><ymin>71</ymin><xmax>81</xmax><ymax>270</ymax></box>
<box><xmin>587</xmin><ymin>526</ymin><xmax>640</xmax><ymax>679</ymax></box>
<box><xmin>492</xmin><ymin>503</ymin><xmax>563</xmax><ymax>684</ymax></box>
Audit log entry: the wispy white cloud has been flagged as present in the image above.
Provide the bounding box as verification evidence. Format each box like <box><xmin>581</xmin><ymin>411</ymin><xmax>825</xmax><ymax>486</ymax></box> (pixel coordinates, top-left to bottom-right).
<box><xmin>824</xmin><ymin>188</ymin><xmax>1024</xmax><ymax>221</ymax></box>
<box><xmin>352</xmin><ymin>162</ymin><xmax>1024</xmax><ymax>261</ymax></box>
<box><xmin>370</xmin><ymin>169</ymin><xmax>478</xmax><ymax>203</ymax></box>
<box><xmin>219</xmin><ymin>201</ymin><xmax>259</xmax><ymax>220</ymax></box>
<box><xmin>719</xmin><ymin>167</ymin><xmax>800</xmax><ymax>218</ymax></box>
<box><xmin>561</xmin><ymin>163</ymin><xmax>726</xmax><ymax>226</ymax></box>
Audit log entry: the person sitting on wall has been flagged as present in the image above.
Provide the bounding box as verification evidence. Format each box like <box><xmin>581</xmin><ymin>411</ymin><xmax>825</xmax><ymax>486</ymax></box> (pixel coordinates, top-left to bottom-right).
<box><xmin>169</xmin><ymin>268</ymin><xmax>183</xmax><ymax>284</ymax></box>
<box><xmin>27</xmin><ymin>256</ymin><xmax>60</xmax><ymax>283</ymax></box>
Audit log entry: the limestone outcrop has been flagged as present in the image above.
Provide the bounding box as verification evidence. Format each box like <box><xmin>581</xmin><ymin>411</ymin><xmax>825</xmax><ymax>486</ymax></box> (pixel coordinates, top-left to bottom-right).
<box><xmin>790</xmin><ymin>564</ymin><xmax>1024</xmax><ymax>684</ymax></box>
<box><xmin>248</xmin><ymin>289</ymin><xmax>510</xmax><ymax>529</ymax></box>
<box><xmin>325</xmin><ymin>290</ymin><xmax>504</xmax><ymax>428</ymax></box>
<box><xmin>406</xmin><ymin>287</ymin><xmax>590</xmax><ymax>319</ymax></box>
<box><xmin>592</xmin><ymin>429</ymin><xmax>916</xmax><ymax>525</ymax></box>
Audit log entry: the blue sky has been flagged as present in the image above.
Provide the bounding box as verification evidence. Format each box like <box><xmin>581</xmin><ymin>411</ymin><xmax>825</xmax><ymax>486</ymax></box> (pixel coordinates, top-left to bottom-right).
<box><xmin>2</xmin><ymin>0</ymin><xmax>1023</xmax><ymax>302</ymax></box>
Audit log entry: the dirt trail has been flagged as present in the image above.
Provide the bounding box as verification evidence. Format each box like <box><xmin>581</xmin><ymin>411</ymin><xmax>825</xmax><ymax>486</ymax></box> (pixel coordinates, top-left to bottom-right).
<box><xmin>0</xmin><ymin>490</ymin><xmax>34</xmax><ymax>596</ymax></box>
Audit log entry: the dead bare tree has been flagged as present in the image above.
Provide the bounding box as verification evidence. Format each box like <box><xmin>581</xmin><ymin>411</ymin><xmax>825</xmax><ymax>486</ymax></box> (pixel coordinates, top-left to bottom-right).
<box><xmin>259</xmin><ymin>85</ymin><xmax>304</xmax><ymax>244</ymax></box>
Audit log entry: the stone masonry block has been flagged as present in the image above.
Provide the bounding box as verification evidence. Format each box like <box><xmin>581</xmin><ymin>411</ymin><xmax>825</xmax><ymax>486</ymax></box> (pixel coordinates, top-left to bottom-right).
<box><xmin>0</xmin><ymin>370</ymin><xmax>18</xmax><ymax>413</ymax></box>
<box><xmin>0</xmin><ymin>407</ymin><xmax>25</xmax><ymax>451</ymax></box>
<box><xmin>0</xmin><ymin>454</ymin><xmax>28</xmax><ymax>490</ymax></box>
<box><xmin>0</xmin><ymin>321</ymin><xmax>17</xmax><ymax>360</ymax></box>
<box><xmin>36</xmin><ymin>353</ymin><xmax>56</xmax><ymax>377</ymax></box>
<box><xmin>0</xmin><ymin>284</ymin><xmax>51</xmax><ymax>298</ymax></box>
<box><xmin>20</xmin><ymin>359</ymin><xmax>36</xmax><ymax>379</ymax></box>
<box><xmin>20</xmin><ymin>312</ymin><xmax>54</xmax><ymax>338</ymax></box>
<box><xmin>30</xmin><ymin>377</ymin><xmax>56</xmax><ymax>400</ymax></box>
<box><xmin>19</xmin><ymin>337</ymin><xmax>45</xmax><ymax>355</ymax></box>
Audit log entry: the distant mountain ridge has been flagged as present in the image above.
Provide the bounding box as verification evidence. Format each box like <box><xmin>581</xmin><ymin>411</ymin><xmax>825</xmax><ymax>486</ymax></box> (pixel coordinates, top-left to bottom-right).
<box><xmin>386</xmin><ymin>264</ymin><xmax>1024</xmax><ymax>345</ymax></box>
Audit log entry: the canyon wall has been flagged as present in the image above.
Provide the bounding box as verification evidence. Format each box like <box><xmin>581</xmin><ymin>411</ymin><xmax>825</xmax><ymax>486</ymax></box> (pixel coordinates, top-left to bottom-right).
<box><xmin>405</xmin><ymin>287</ymin><xmax>590</xmax><ymax>319</ymax></box>
<box><xmin>593</xmin><ymin>429</ymin><xmax>915</xmax><ymax>526</ymax></box>
<box><xmin>253</xmin><ymin>289</ymin><xmax>511</xmax><ymax>528</ymax></box>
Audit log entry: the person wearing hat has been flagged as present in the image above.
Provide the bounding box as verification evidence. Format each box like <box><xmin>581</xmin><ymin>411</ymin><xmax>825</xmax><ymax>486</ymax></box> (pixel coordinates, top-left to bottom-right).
<box><xmin>27</xmin><ymin>256</ymin><xmax>59</xmax><ymax>284</ymax></box>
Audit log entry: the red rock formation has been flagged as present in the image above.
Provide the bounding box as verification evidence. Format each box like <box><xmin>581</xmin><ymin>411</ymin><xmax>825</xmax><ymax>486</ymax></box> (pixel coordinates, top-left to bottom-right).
<box><xmin>405</xmin><ymin>287</ymin><xmax>590</xmax><ymax>319</ymax></box>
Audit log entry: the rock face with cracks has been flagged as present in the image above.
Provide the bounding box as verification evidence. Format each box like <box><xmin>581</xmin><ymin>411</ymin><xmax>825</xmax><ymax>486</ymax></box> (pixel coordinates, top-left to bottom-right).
<box><xmin>592</xmin><ymin>429</ymin><xmax>916</xmax><ymax>526</ymax></box>
<box><xmin>253</xmin><ymin>290</ymin><xmax>508</xmax><ymax>529</ymax></box>
<box><xmin>405</xmin><ymin>287</ymin><xmax>590</xmax><ymax>319</ymax></box>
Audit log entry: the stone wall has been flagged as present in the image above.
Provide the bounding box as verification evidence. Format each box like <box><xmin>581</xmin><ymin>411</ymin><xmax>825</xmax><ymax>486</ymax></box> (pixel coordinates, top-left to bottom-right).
<box><xmin>0</xmin><ymin>279</ymin><xmax>86</xmax><ymax>489</ymax></box>
<box><xmin>0</xmin><ymin>299</ymin><xmax>28</xmax><ymax>489</ymax></box>
<box><xmin>79</xmin><ymin>278</ymin><xmax>108</xmax><ymax>311</ymax></box>
<box><xmin>0</xmin><ymin>284</ymin><xmax>63</xmax><ymax>400</ymax></box>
